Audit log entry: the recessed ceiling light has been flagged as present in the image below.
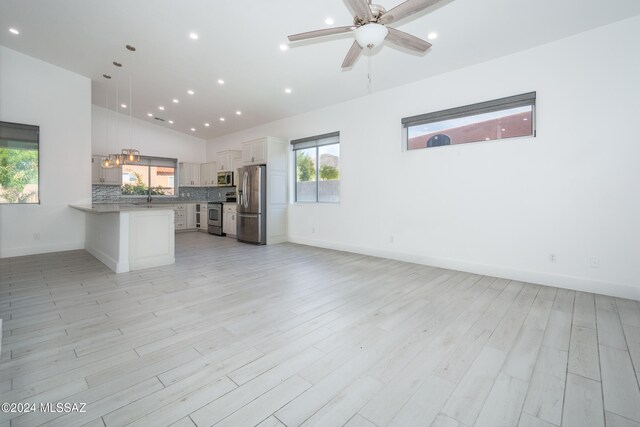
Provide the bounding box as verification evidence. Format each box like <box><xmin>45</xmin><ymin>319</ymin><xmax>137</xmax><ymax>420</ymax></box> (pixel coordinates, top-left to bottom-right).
<box><xmin>191</xmin><ymin>128</ymin><xmax>196</xmax><ymax>132</ymax></box>
<box><xmin>285</xmin><ymin>88</ymin><xmax>292</xmax><ymax>94</ymax></box>
<box><xmin>158</xmin><ymin>106</ymin><xmax>165</xmax><ymax>110</ymax></box>
<box><xmin>204</xmin><ymin>123</ymin><xmax>210</xmax><ymax>127</ymax></box>
<box><xmin>325</xmin><ymin>18</ymin><xmax>335</xmax><ymax>26</ymax></box>
<box><xmin>189</xmin><ymin>32</ymin><xmax>199</xmax><ymax>40</ymax></box>
<box><xmin>147</xmin><ymin>113</ymin><xmax>153</xmax><ymax>117</ymax></box>
<box><xmin>187</xmin><ymin>90</ymin><xmax>194</xmax><ymax>95</ymax></box>
<box><xmin>9</xmin><ymin>28</ymin><xmax>20</xmax><ymax>35</ymax></box>
<box><xmin>236</xmin><ymin>111</ymin><xmax>242</xmax><ymax>116</ymax></box>
<box><xmin>427</xmin><ymin>32</ymin><xmax>438</xmax><ymax>40</ymax></box>
<box><xmin>217</xmin><ymin>79</ymin><xmax>225</xmax><ymax>85</ymax></box>
<box><xmin>501</xmin><ymin>128</ymin><xmax>506</xmax><ymax>132</ymax></box>
<box><xmin>485</xmin><ymin>138</ymin><xmax>490</xmax><ymax>141</ymax></box>
<box><xmin>172</xmin><ymin>99</ymin><xmax>179</xmax><ymax>103</ymax></box>
<box><xmin>121</xmin><ymin>104</ymin><xmax>127</xmax><ymax>109</ymax></box>
<box><xmin>168</xmin><ymin>120</ymin><xmax>174</xmax><ymax>124</ymax></box>
<box><xmin>523</xmin><ymin>118</ymin><xmax>528</xmax><ymax>121</ymax></box>
<box><xmin>279</xmin><ymin>44</ymin><xmax>289</xmax><ymax>51</ymax></box>
<box><xmin>219</xmin><ymin>117</ymin><xmax>225</xmax><ymax>122</ymax></box>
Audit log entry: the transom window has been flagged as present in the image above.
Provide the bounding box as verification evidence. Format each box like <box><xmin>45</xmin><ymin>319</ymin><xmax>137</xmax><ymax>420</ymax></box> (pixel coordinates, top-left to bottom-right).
<box><xmin>403</xmin><ymin>92</ymin><xmax>536</xmax><ymax>150</ymax></box>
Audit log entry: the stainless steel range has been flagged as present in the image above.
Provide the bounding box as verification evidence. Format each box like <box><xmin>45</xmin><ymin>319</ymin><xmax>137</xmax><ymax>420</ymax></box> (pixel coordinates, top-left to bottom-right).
<box><xmin>207</xmin><ymin>202</ymin><xmax>224</xmax><ymax>236</ymax></box>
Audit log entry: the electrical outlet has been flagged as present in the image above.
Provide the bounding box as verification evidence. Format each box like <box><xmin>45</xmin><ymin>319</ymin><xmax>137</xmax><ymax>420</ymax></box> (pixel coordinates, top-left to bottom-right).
<box><xmin>311</xmin><ymin>227</ymin><xmax>316</xmax><ymax>234</ymax></box>
<box><xmin>389</xmin><ymin>235</ymin><xmax>395</xmax><ymax>243</ymax></box>
<box><xmin>589</xmin><ymin>256</ymin><xmax>600</xmax><ymax>268</ymax></box>
<box><xmin>549</xmin><ymin>253</ymin><xmax>556</xmax><ymax>263</ymax></box>
<box><xmin>33</xmin><ymin>233</ymin><xmax>40</xmax><ymax>240</ymax></box>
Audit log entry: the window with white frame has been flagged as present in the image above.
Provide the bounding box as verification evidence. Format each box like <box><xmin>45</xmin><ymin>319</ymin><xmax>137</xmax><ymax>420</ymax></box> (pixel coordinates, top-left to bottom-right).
<box><xmin>121</xmin><ymin>156</ymin><xmax>177</xmax><ymax>197</ymax></box>
<box><xmin>291</xmin><ymin>132</ymin><xmax>340</xmax><ymax>203</ymax></box>
<box><xmin>403</xmin><ymin>92</ymin><xmax>536</xmax><ymax>150</ymax></box>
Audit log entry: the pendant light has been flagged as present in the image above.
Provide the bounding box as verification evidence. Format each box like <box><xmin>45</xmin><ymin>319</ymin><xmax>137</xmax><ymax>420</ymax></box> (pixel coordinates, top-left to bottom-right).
<box><xmin>107</xmin><ymin>61</ymin><xmax>124</xmax><ymax>167</ymax></box>
<box><xmin>121</xmin><ymin>44</ymin><xmax>140</xmax><ymax>164</ymax></box>
<box><xmin>101</xmin><ymin>74</ymin><xmax>113</xmax><ymax>168</ymax></box>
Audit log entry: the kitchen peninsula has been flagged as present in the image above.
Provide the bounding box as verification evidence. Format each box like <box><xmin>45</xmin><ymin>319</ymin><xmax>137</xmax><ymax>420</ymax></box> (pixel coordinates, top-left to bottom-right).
<box><xmin>70</xmin><ymin>204</ymin><xmax>175</xmax><ymax>273</ymax></box>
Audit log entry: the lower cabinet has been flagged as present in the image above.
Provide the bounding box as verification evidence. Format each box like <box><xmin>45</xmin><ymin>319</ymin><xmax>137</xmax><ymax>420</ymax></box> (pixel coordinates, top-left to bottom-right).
<box><xmin>223</xmin><ymin>204</ymin><xmax>237</xmax><ymax>236</ymax></box>
<box><xmin>186</xmin><ymin>204</ymin><xmax>196</xmax><ymax>229</ymax></box>
<box><xmin>174</xmin><ymin>203</ymin><xmax>198</xmax><ymax>231</ymax></box>
<box><xmin>174</xmin><ymin>204</ymin><xmax>186</xmax><ymax>230</ymax></box>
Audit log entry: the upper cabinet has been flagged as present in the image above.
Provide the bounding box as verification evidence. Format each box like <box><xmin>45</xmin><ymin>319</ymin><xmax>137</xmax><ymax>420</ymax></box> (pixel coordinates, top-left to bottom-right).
<box><xmin>91</xmin><ymin>156</ymin><xmax>121</xmax><ymax>185</ymax></box>
<box><xmin>217</xmin><ymin>150</ymin><xmax>241</xmax><ymax>172</ymax></box>
<box><xmin>200</xmin><ymin>162</ymin><xmax>218</xmax><ymax>187</ymax></box>
<box><xmin>179</xmin><ymin>162</ymin><xmax>201</xmax><ymax>186</ymax></box>
<box><xmin>242</xmin><ymin>139</ymin><xmax>267</xmax><ymax>165</ymax></box>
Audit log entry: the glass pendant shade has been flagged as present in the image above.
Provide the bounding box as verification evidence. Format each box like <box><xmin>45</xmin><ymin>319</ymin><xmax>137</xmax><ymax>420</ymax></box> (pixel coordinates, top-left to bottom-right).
<box><xmin>354</xmin><ymin>23</ymin><xmax>389</xmax><ymax>49</ymax></box>
<box><xmin>122</xmin><ymin>148</ymin><xmax>140</xmax><ymax>163</ymax></box>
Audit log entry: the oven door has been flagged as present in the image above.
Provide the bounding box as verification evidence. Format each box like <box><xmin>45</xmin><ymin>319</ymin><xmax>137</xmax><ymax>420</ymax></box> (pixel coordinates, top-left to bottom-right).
<box><xmin>208</xmin><ymin>205</ymin><xmax>221</xmax><ymax>227</ymax></box>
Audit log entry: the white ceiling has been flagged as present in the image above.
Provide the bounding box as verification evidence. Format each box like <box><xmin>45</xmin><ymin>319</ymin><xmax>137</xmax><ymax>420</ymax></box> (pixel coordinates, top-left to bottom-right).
<box><xmin>1</xmin><ymin>0</ymin><xmax>639</xmax><ymax>140</ymax></box>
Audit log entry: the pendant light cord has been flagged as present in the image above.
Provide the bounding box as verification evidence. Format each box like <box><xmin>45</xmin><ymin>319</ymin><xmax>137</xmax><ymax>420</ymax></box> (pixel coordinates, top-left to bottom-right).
<box><xmin>129</xmin><ymin>51</ymin><xmax>133</xmax><ymax>150</ymax></box>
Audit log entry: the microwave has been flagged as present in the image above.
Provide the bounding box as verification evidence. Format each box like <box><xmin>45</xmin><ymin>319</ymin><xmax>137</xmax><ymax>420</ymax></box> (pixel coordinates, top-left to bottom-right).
<box><xmin>217</xmin><ymin>171</ymin><xmax>234</xmax><ymax>187</ymax></box>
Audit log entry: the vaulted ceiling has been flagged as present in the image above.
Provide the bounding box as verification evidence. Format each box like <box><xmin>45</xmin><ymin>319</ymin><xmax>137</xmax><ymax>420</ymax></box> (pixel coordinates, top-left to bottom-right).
<box><xmin>1</xmin><ymin>0</ymin><xmax>639</xmax><ymax>139</ymax></box>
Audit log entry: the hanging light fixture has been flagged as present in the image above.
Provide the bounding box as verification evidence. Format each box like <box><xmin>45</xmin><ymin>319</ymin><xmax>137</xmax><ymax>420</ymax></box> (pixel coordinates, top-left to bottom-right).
<box><xmin>121</xmin><ymin>44</ymin><xmax>141</xmax><ymax>164</ymax></box>
<box><xmin>107</xmin><ymin>61</ymin><xmax>124</xmax><ymax>167</ymax></box>
<box><xmin>101</xmin><ymin>74</ymin><xmax>113</xmax><ymax>168</ymax></box>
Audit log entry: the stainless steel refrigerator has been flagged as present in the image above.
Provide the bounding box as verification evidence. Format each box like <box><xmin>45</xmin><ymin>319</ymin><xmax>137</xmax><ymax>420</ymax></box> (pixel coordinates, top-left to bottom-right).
<box><xmin>237</xmin><ymin>165</ymin><xmax>266</xmax><ymax>244</ymax></box>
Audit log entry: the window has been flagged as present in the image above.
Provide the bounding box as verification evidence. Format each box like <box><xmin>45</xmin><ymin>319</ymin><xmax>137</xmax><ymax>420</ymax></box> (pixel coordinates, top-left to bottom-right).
<box><xmin>291</xmin><ymin>132</ymin><xmax>340</xmax><ymax>203</ymax></box>
<box><xmin>0</xmin><ymin>121</ymin><xmax>39</xmax><ymax>204</ymax></box>
<box><xmin>403</xmin><ymin>92</ymin><xmax>536</xmax><ymax>150</ymax></box>
<box><xmin>121</xmin><ymin>156</ymin><xmax>177</xmax><ymax>197</ymax></box>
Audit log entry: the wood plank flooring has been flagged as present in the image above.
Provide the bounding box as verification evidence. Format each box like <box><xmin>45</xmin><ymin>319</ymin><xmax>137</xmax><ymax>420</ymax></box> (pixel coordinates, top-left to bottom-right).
<box><xmin>1</xmin><ymin>232</ymin><xmax>639</xmax><ymax>426</ymax></box>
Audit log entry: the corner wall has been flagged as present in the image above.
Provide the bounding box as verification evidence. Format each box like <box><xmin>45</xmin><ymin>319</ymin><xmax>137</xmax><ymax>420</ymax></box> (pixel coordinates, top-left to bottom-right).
<box><xmin>207</xmin><ymin>16</ymin><xmax>640</xmax><ymax>299</ymax></box>
<box><xmin>0</xmin><ymin>46</ymin><xmax>91</xmax><ymax>258</ymax></box>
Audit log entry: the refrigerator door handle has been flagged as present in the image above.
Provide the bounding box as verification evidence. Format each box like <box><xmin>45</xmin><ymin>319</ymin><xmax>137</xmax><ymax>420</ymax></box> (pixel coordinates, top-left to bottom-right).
<box><xmin>243</xmin><ymin>170</ymin><xmax>249</xmax><ymax>209</ymax></box>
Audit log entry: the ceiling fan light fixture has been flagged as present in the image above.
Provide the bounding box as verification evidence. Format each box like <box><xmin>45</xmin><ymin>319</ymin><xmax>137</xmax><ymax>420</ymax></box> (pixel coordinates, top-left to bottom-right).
<box><xmin>354</xmin><ymin>23</ymin><xmax>388</xmax><ymax>49</ymax></box>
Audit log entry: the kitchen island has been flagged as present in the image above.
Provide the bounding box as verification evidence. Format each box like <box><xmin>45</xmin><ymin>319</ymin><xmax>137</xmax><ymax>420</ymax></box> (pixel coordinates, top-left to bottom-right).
<box><xmin>70</xmin><ymin>204</ymin><xmax>175</xmax><ymax>273</ymax></box>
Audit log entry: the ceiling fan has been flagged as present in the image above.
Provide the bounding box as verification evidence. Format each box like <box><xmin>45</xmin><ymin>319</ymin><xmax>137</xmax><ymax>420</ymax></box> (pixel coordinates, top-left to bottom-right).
<box><xmin>288</xmin><ymin>0</ymin><xmax>446</xmax><ymax>69</ymax></box>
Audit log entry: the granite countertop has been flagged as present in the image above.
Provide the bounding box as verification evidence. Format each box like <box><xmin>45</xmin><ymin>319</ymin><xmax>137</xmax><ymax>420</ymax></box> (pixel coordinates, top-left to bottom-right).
<box><xmin>70</xmin><ymin>203</ymin><xmax>182</xmax><ymax>213</ymax></box>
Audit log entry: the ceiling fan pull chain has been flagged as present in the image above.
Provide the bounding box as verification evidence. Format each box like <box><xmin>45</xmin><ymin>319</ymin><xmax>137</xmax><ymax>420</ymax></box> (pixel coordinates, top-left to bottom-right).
<box><xmin>367</xmin><ymin>54</ymin><xmax>373</xmax><ymax>94</ymax></box>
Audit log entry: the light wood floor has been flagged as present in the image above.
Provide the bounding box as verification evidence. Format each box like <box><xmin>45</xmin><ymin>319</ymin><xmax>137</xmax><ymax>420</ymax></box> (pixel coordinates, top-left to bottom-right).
<box><xmin>1</xmin><ymin>233</ymin><xmax>640</xmax><ymax>427</ymax></box>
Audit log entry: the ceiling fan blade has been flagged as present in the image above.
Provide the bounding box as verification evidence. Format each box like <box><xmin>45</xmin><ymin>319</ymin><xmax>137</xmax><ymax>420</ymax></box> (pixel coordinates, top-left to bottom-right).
<box><xmin>342</xmin><ymin>41</ymin><xmax>363</xmax><ymax>68</ymax></box>
<box><xmin>385</xmin><ymin>27</ymin><xmax>432</xmax><ymax>52</ymax></box>
<box><xmin>379</xmin><ymin>0</ymin><xmax>445</xmax><ymax>25</ymax></box>
<box><xmin>288</xmin><ymin>26</ymin><xmax>355</xmax><ymax>42</ymax></box>
<box><xmin>346</xmin><ymin>0</ymin><xmax>374</xmax><ymax>21</ymax></box>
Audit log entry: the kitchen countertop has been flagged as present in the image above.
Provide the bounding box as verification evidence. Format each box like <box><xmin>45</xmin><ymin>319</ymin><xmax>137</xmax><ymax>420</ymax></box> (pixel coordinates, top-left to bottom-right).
<box><xmin>70</xmin><ymin>203</ymin><xmax>180</xmax><ymax>213</ymax></box>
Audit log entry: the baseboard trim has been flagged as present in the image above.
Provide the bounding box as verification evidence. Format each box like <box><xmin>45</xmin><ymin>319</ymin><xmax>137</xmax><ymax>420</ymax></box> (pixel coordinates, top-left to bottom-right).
<box><xmin>85</xmin><ymin>245</ymin><xmax>129</xmax><ymax>273</ymax></box>
<box><xmin>0</xmin><ymin>241</ymin><xmax>84</xmax><ymax>259</ymax></box>
<box><xmin>288</xmin><ymin>235</ymin><xmax>640</xmax><ymax>301</ymax></box>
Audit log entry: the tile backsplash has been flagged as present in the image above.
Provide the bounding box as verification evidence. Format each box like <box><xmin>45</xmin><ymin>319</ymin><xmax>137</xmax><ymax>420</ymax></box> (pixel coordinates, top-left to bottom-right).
<box><xmin>92</xmin><ymin>185</ymin><xmax>236</xmax><ymax>204</ymax></box>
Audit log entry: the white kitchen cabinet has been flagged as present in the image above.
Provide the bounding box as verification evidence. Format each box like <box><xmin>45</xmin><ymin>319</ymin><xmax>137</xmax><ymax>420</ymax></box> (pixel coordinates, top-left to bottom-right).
<box><xmin>186</xmin><ymin>203</ymin><xmax>196</xmax><ymax>229</ymax></box>
<box><xmin>179</xmin><ymin>162</ymin><xmax>200</xmax><ymax>186</ymax></box>
<box><xmin>200</xmin><ymin>162</ymin><xmax>217</xmax><ymax>187</ymax></box>
<box><xmin>232</xmin><ymin>156</ymin><xmax>243</xmax><ymax>174</ymax></box>
<box><xmin>223</xmin><ymin>203</ymin><xmax>237</xmax><ymax>236</ymax></box>
<box><xmin>174</xmin><ymin>204</ymin><xmax>186</xmax><ymax>230</ymax></box>
<box><xmin>217</xmin><ymin>150</ymin><xmax>241</xmax><ymax>172</ymax></box>
<box><xmin>241</xmin><ymin>139</ymin><xmax>266</xmax><ymax>165</ymax></box>
<box><xmin>91</xmin><ymin>156</ymin><xmax>121</xmax><ymax>185</ymax></box>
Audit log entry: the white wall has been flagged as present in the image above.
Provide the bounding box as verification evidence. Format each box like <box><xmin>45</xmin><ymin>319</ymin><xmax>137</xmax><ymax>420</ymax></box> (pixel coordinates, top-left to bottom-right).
<box><xmin>0</xmin><ymin>46</ymin><xmax>91</xmax><ymax>258</ymax></box>
<box><xmin>208</xmin><ymin>16</ymin><xmax>640</xmax><ymax>299</ymax></box>
<box><xmin>92</xmin><ymin>105</ymin><xmax>206</xmax><ymax>163</ymax></box>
